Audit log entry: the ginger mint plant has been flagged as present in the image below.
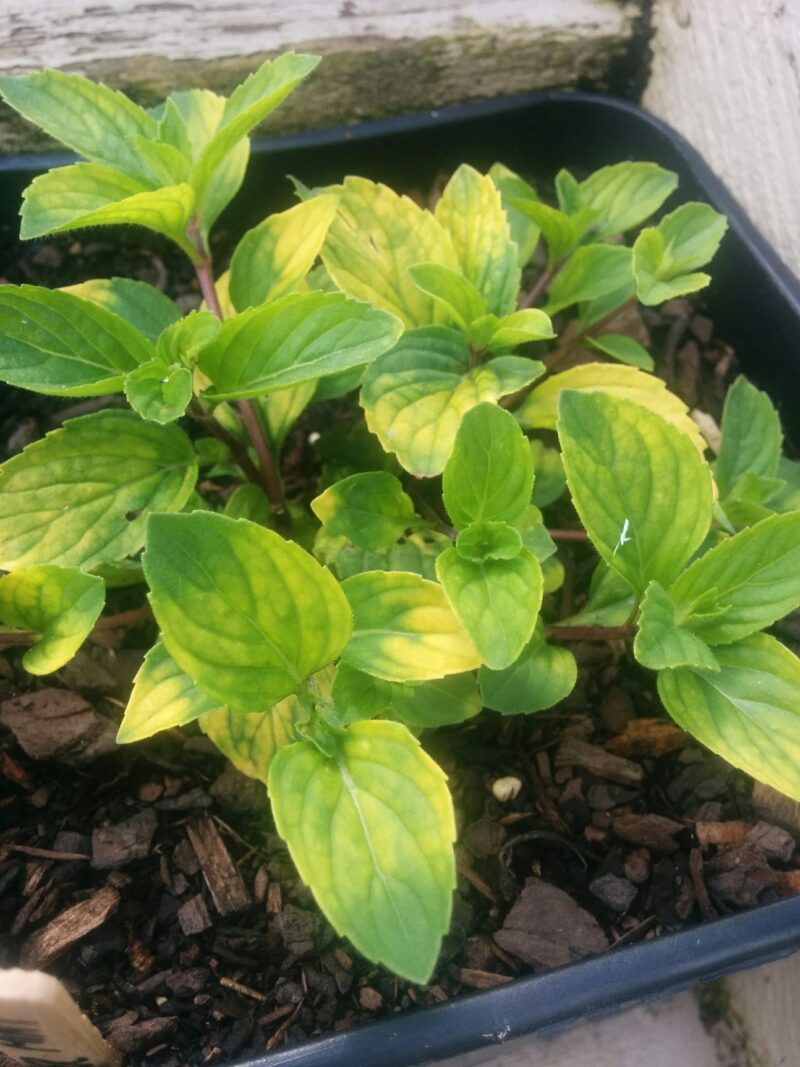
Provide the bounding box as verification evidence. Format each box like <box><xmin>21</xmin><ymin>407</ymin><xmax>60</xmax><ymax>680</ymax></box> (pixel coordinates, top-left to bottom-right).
<box><xmin>1</xmin><ymin>58</ymin><xmax>800</xmax><ymax>986</ymax></box>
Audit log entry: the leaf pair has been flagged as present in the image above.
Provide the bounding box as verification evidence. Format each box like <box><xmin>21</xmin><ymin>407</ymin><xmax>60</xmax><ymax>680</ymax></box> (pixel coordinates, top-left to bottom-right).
<box><xmin>435</xmin><ymin>403</ymin><xmax>545</xmax><ymax>671</ymax></box>
<box><xmin>509</xmin><ymin>161</ymin><xmax>677</xmax><ymax>271</ymax></box>
<box><xmin>0</xmin><ymin>55</ymin><xmax>319</xmax><ymax>255</ymax></box>
<box><xmin>714</xmin><ymin>375</ymin><xmax>800</xmax><ymax>526</ymax></box>
<box><xmin>557</xmin><ymin>388</ymin><xmax>800</xmax><ymax>802</ymax></box>
<box><xmin>633</xmin><ymin>203</ymin><xmax>728</xmax><ymax>305</ymax></box>
<box><xmin>124</xmin><ymin>511</ymin><xmax>458</xmax><ymax>983</ymax></box>
<box><xmin>361</xmin><ymin>326</ymin><xmax>545</xmax><ymax>475</ymax></box>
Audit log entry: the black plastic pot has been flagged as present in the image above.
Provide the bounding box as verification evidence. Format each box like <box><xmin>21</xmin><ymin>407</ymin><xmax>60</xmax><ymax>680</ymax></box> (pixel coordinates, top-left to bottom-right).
<box><xmin>2</xmin><ymin>91</ymin><xmax>800</xmax><ymax>1065</ymax></box>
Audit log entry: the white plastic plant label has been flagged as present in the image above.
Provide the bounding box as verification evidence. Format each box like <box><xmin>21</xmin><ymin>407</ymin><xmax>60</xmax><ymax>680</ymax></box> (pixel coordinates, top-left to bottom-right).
<box><xmin>0</xmin><ymin>969</ymin><xmax>120</xmax><ymax>1067</ymax></box>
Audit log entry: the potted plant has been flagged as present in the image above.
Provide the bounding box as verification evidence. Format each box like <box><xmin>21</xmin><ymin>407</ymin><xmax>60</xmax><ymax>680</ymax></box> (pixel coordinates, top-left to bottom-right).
<box><xmin>1</xmin><ymin>58</ymin><xmax>799</xmax><ymax>1066</ymax></box>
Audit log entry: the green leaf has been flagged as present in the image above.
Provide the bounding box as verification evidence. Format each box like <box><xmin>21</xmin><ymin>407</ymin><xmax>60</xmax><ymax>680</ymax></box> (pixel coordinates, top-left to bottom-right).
<box><xmin>0</xmin><ymin>411</ymin><xmax>197</xmax><ymax>570</ymax></box>
<box><xmin>61</xmin><ymin>278</ymin><xmax>181</xmax><ymax>343</ymax></box>
<box><xmin>341</xmin><ymin>570</ymin><xmax>480</xmax><ymax>681</ymax></box>
<box><xmin>330</xmin><ymin>664</ymin><xmax>480</xmax><ymax>729</ymax></box>
<box><xmin>578</xmin><ymin>162</ymin><xmax>678</xmax><ymax>238</ymax></box>
<box><xmin>716</xmin><ymin>376</ymin><xmax>782</xmax><ymax>500</ymax></box>
<box><xmin>479</xmin><ymin>624</ymin><xmax>577</xmax><ymax>714</ymax></box>
<box><xmin>434</xmin><ymin>164</ymin><xmax>520</xmax><ymax>317</ymax></box>
<box><xmin>329</xmin><ymin>663</ymin><xmax>391</xmax><ymax>725</ymax></box>
<box><xmin>488</xmin><ymin>163</ymin><xmax>540</xmax><ymax>266</ymax></box>
<box><xmin>587</xmin><ymin>333</ymin><xmax>654</xmax><ymax>371</ymax></box>
<box><xmin>657</xmin><ymin>202</ymin><xmax>729</xmax><ymax>274</ymax></box>
<box><xmin>634</xmin><ymin>203</ymin><xmax>727</xmax><ymax>306</ymax></box>
<box><xmin>0</xmin><ymin>70</ymin><xmax>157</xmax><ymax>181</ymax></box>
<box><xmin>191</xmin><ymin>53</ymin><xmax>320</xmax><ymax>220</ymax></box>
<box><xmin>407</xmin><ymin>263</ymin><xmax>486</xmax><ymax>330</ymax></box>
<box><xmin>361</xmin><ymin>327</ymin><xmax>544</xmax><ymax>476</ymax></box>
<box><xmin>159</xmin><ymin>89</ymin><xmax>225</xmax><ymax>159</ymax></box>
<box><xmin>160</xmin><ymin>88</ymin><xmax>249</xmax><ymax>236</ymax></box>
<box><xmin>200</xmin><ymin>697</ymin><xmax>305</xmax><ymax>782</ymax></box>
<box><xmin>559</xmin><ymin>563</ymin><xmax>636</xmax><ymax>628</ymax></box>
<box><xmin>542</xmin><ymin>555</ymin><xmax>565</xmax><ymax>593</ymax></box>
<box><xmin>385</xmin><ymin>673</ymin><xmax>482</xmax><ymax>728</ymax></box>
<box><xmin>658</xmin><ymin>633</ymin><xmax>800</xmax><ymax>802</ymax></box>
<box><xmin>321</xmin><ymin>177</ymin><xmax>459</xmax><ymax>327</ymax></box>
<box><xmin>456</xmin><ymin>521</ymin><xmax>523</xmax><ymax>562</ymax></box>
<box><xmin>135</xmin><ymin>136</ymin><xmax>192</xmax><ymax>186</ymax></box>
<box><xmin>517</xmin><ymin>361</ymin><xmax>707</xmax><ymax>453</ymax></box>
<box><xmin>155</xmin><ymin>311</ymin><xmax>221</xmax><ymax>367</ymax></box>
<box><xmin>508</xmin><ymin>197</ymin><xmax>594</xmax><ymax>269</ymax></box>
<box><xmin>0</xmin><ymin>566</ymin><xmax>104</xmax><ymax>675</ymax></box>
<box><xmin>530</xmin><ymin>441</ymin><xmax>567</xmax><ymax>507</ymax></box>
<box><xmin>144</xmin><ymin>512</ymin><xmax>352</xmax><ymax>712</ymax></box>
<box><xmin>545</xmin><ymin>245</ymin><xmax>633</xmax><ymax>315</ymax></box>
<box><xmin>772</xmin><ymin>457</ymin><xmax>800</xmax><ymax>513</ymax></box>
<box><xmin>124</xmin><ymin>361</ymin><xmax>193</xmax><ymax>424</ymax></box>
<box><xmin>513</xmin><ymin>506</ymin><xmax>557</xmax><ymax>562</ymax></box>
<box><xmin>481</xmin><ymin>309</ymin><xmax>554</xmax><ymax>351</ymax></box>
<box><xmin>436</xmin><ymin>546</ymin><xmax>542</xmax><ymax>669</ymax></box>
<box><xmin>0</xmin><ymin>284</ymin><xmax>152</xmax><ymax>396</ymax></box>
<box><xmin>555</xmin><ymin>169</ymin><xmax>583</xmax><ymax>214</ymax></box>
<box><xmin>229</xmin><ymin>195</ymin><xmax>339</xmax><ymax>311</ymax></box>
<box><xmin>558</xmin><ymin>390</ymin><xmax>713</xmax><ymax>593</ymax></box>
<box><xmin>442</xmin><ymin>402</ymin><xmax>533</xmax><ymax>529</ymax></box>
<box><xmin>634</xmin><ymin>581</ymin><xmax>719</xmax><ymax>671</ymax></box>
<box><xmin>20</xmin><ymin>163</ymin><xmax>197</xmax><ymax>257</ymax></box>
<box><xmin>117</xmin><ymin>640</ymin><xmax>220</xmax><ymax>743</ymax></box>
<box><xmin>259</xmin><ymin>382</ymin><xmax>317</xmax><ymax>452</ymax></box>
<box><xmin>668</xmin><ymin>512</ymin><xmax>800</xmax><ymax>645</ymax></box>
<box><xmin>199</xmin><ymin>292</ymin><xmax>402</xmax><ymax>401</ymax></box>
<box><xmin>312</xmin><ymin>472</ymin><xmax>416</xmax><ymax>552</ymax></box>
<box><xmin>269</xmin><ymin>719</ymin><xmax>456</xmax><ymax>982</ymax></box>
<box><xmin>223</xmin><ymin>483</ymin><xmax>272</xmax><ymax>525</ymax></box>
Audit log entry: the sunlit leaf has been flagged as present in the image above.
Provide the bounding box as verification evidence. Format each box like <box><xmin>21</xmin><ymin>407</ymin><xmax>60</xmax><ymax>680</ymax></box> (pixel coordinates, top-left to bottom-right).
<box><xmin>0</xmin><ymin>411</ymin><xmax>197</xmax><ymax>570</ymax></box>
<box><xmin>144</xmin><ymin>512</ymin><xmax>352</xmax><ymax>712</ymax></box>
<box><xmin>269</xmin><ymin>719</ymin><xmax>456</xmax><ymax>982</ymax></box>
<box><xmin>0</xmin><ymin>565</ymin><xmax>104</xmax><ymax>675</ymax></box>
<box><xmin>341</xmin><ymin>570</ymin><xmax>481</xmax><ymax>681</ymax></box>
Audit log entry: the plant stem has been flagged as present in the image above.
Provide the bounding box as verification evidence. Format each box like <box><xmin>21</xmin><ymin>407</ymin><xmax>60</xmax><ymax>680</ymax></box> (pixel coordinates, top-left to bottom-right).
<box><xmin>500</xmin><ymin>295</ymin><xmax>639</xmax><ymax>413</ymax></box>
<box><xmin>190</xmin><ymin>235</ymin><xmax>289</xmax><ymax>519</ymax></box>
<box><xmin>0</xmin><ymin>605</ymin><xmax>153</xmax><ymax>649</ymax></box>
<box><xmin>547</xmin><ymin>528</ymin><xmax>589</xmax><ymax>542</ymax></box>
<box><xmin>544</xmin><ymin>295</ymin><xmax>638</xmax><ymax>375</ymax></box>
<box><xmin>546</xmin><ymin>623</ymin><xmax>633</xmax><ymax>642</ymax></box>
<box><xmin>518</xmin><ymin>268</ymin><xmax>553</xmax><ymax>310</ymax></box>
<box><xmin>238</xmin><ymin>398</ymin><xmax>288</xmax><ymax>516</ymax></box>
<box><xmin>194</xmin><ymin>252</ymin><xmax>223</xmax><ymax>319</ymax></box>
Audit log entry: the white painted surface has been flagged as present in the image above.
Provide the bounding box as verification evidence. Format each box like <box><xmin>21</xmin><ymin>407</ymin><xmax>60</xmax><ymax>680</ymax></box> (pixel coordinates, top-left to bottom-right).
<box><xmin>432</xmin><ymin>991</ymin><xmax>727</xmax><ymax>1066</ymax></box>
<box><xmin>727</xmin><ymin>950</ymin><xmax>800</xmax><ymax>1067</ymax></box>
<box><xmin>0</xmin><ymin>1</ymin><xmax>634</xmax><ymax>71</ymax></box>
<box><xmin>644</xmin><ymin>0</ymin><xmax>800</xmax><ymax>278</ymax></box>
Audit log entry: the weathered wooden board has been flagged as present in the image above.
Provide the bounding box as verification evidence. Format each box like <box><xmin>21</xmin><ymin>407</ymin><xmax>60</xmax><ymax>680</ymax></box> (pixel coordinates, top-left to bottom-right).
<box><xmin>644</xmin><ymin>0</ymin><xmax>800</xmax><ymax>278</ymax></box>
<box><xmin>0</xmin><ymin>1</ymin><xmax>641</xmax><ymax>152</ymax></box>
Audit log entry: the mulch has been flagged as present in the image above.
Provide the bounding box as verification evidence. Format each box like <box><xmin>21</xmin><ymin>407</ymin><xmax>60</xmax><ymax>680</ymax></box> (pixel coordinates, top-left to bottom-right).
<box><xmin>1</xmin><ymin>223</ymin><xmax>799</xmax><ymax>1066</ymax></box>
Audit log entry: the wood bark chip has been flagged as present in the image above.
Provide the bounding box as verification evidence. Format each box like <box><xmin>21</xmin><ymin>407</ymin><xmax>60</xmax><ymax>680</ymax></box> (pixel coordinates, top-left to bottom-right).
<box><xmin>177</xmin><ymin>893</ymin><xmax>213</xmax><ymax>936</ymax></box>
<box><xmin>457</xmin><ymin>968</ymin><xmax>512</xmax><ymax>990</ymax></box>
<box><xmin>185</xmin><ymin>816</ymin><xmax>250</xmax><ymax>916</ymax></box>
<box><xmin>0</xmin><ymin>688</ymin><xmax>117</xmax><ymax>762</ymax></box>
<box><xmin>555</xmin><ymin>738</ymin><xmax>644</xmax><ymax>786</ymax></box>
<box><xmin>612</xmin><ymin>812</ymin><xmax>684</xmax><ymax>853</ymax></box>
<box><xmin>705</xmin><ymin>845</ymin><xmax>779</xmax><ymax>909</ymax></box>
<box><xmin>493</xmin><ymin>877</ymin><xmax>608</xmax><ymax>968</ymax></box>
<box><xmin>751</xmin><ymin>781</ymin><xmax>800</xmax><ymax>835</ymax></box>
<box><xmin>606</xmin><ymin>718</ymin><xmax>686</xmax><ymax>758</ymax></box>
<box><xmin>91</xmin><ymin>809</ymin><xmax>157</xmax><ymax>870</ymax></box>
<box><xmin>20</xmin><ymin>885</ymin><xmax>120</xmax><ymax>967</ymax></box>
